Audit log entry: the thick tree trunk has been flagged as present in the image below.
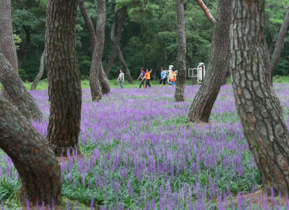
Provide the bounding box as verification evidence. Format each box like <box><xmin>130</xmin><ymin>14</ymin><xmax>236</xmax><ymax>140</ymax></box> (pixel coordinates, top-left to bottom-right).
<box><xmin>195</xmin><ymin>0</ymin><xmax>216</xmax><ymax>26</ymax></box>
<box><xmin>18</xmin><ymin>25</ymin><xmax>31</xmax><ymax>69</ymax></box>
<box><xmin>0</xmin><ymin>52</ymin><xmax>43</xmax><ymax>121</ymax></box>
<box><xmin>175</xmin><ymin>0</ymin><xmax>187</xmax><ymax>102</ymax></box>
<box><xmin>0</xmin><ymin>0</ymin><xmax>19</xmax><ymax>103</ymax></box>
<box><xmin>269</xmin><ymin>7</ymin><xmax>289</xmax><ymax>80</ymax></box>
<box><xmin>105</xmin><ymin>7</ymin><xmax>127</xmax><ymax>76</ymax></box>
<box><xmin>0</xmin><ymin>95</ymin><xmax>61</xmax><ymax>206</ymax></box>
<box><xmin>231</xmin><ymin>0</ymin><xmax>289</xmax><ymax>196</ymax></box>
<box><xmin>222</xmin><ymin>52</ymin><xmax>230</xmax><ymax>86</ymax></box>
<box><xmin>116</xmin><ymin>46</ymin><xmax>133</xmax><ymax>84</ymax></box>
<box><xmin>45</xmin><ymin>0</ymin><xmax>82</xmax><ymax>156</ymax></box>
<box><xmin>30</xmin><ymin>49</ymin><xmax>45</xmax><ymax>90</ymax></box>
<box><xmin>78</xmin><ymin>0</ymin><xmax>110</xmax><ymax>94</ymax></box>
<box><xmin>90</xmin><ymin>0</ymin><xmax>106</xmax><ymax>101</ymax></box>
<box><xmin>187</xmin><ymin>0</ymin><xmax>231</xmax><ymax>122</ymax></box>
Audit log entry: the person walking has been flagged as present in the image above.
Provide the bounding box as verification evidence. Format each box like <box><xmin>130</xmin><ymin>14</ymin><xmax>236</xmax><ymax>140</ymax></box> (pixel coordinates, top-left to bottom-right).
<box><xmin>145</xmin><ymin>68</ymin><xmax>152</xmax><ymax>88</ymax></box>
<box><xmin>137</xmin><ymin>67</ymin><xmax>146</xmax><ymax>88</ymax></box>
<box><xmin>117</xmin><ymin>69</ymin><xmax>125</xmax><ymax>88</ymax></box>
<box><xmin>170</xmin><ymin>69</ymin><xmax>176</xmax><ymax>86</ymax></box>
<box><xmin>159</xmin><ymin>67</ymin><xmax>166</xmax><ymax>87</ymax></box>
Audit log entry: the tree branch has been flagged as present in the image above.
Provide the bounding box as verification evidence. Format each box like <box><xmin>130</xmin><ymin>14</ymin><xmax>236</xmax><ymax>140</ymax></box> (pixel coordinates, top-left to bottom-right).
<box><xmin>16</xmin><ymin>0</ymin><xmax>45</xmax><ymax>24</ymax></box>
<box><xmin>195</xmin><ymin>0</ymin><xmax>216</xmax><ymax>26</ymax></box>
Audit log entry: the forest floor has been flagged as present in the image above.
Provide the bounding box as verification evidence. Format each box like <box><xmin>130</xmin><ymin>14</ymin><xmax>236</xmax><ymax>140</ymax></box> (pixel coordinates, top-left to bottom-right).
<box><xmin>1</xmin><ymin>77</ymin><xmax>289</xmax><ymax>209</ymax></box>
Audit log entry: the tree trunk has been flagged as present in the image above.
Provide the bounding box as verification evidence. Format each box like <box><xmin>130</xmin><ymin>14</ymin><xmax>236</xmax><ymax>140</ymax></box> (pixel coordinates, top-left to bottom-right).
<box><xmin>0</xmin><ymin>52</ymin><xmax>43</xmax><ymax>121</ymax></box>
<box><xmin>0</xmin><ymin>95</ymin><xmax>61</xmax><ymax>207</ymax></box>
<box><xmin>105</xmin><ymin>7</ymin><xmax>127</xmax><ymax>76</ymax></box>
<box><xmin>231</xmin><ymin>0</ymin><xmax>289</xmax><ymax>196</ymax></box>
<box><xmin>187</xmin><ymin>0</ymin><xmax>231</xmax><ymax>123</ymax></box>
<box><xmin>78</xmin><ymin>0</ymin><xmax>110</xmax><ymax>94</ymax></box>
<box><xmin>195</xmin><ymin>0</ymin><xmax>216</xmax><ymax>26</ymax></box>
<box><xmin>90</xmin><ymin>0</ymin><xmax>106</xmax><ymax>101</ymax></box>
<box><xmin>0</xmin><ymin>0</ymin><xmax>19</xmax><ymax>103</ymax></box>
<box><xmin>116</xmin><ymin>46</ymin><xmax>133</xmax><ymax>83</ymax></box>
<box><xmin>45</xmin><ymin>0</ymin><xmax>82</xmax><ymax>156</ymax></box>
<box><xmin>186</xmin><ymin>54</ymin><xmax>197</xmax><ymax>85</ymax></box>
<box><xmin>175</xmin><ymin>0</ymin><xmax>187</xmax><ymax>102</ymax></box>
<box><xmin>30</xmin><ymin>49</ymin><xmax>45</xmax><ymax>90</ymax></box>
<box><xmin>269</xmin><ymin>7</ymin><xmax>289</xmax><ymax>80</ymax></box>
<box><xmin>18</xmin><ymin>25</ymin><xmax>31</xmax><ymax>70</ymax></box>
<box><xmin>222</xmin><ymin>52</ymin><xmax>230</xmax><ymax>86</ymax></box>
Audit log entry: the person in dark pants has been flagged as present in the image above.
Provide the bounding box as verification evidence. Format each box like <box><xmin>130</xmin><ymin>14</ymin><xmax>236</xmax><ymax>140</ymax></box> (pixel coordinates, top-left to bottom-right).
<box><xmin>137</xmin><ymin>67</ymin><xmax>146</xmax><ymax>88</ymax></box>
<box><xmin>159</xmin><ymin>67</ymin><xmax>166</xmax><ymax>87</ymax></box>
<box><xmin>145</xmin><ymin>68</ymin><xmax>152</xmax><ymax>88</ymax></box>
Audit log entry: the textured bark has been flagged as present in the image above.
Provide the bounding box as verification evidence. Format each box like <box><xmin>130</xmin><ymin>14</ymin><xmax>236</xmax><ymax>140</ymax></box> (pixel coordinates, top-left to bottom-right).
<box><xmin>105</xmin><ymin>7</ymin><xmax>127</xmax><ymax>76</ymax></box>
<box><xmin>231</xmin><ymin>0</ymin><xmax>289</xmax><ymax>195</ymax></box>
<box><xmin>30</xmin><ymin>49</ymin><xmax>45</xmax><ymax>90</ymax></box>
<box><xmin>195</xmin><ymin>0</ymin><xmax>216</xmax><ymax>26</ymax></box>
<box><xmin>0</xmin><ymin>52</ymin><xmax>43</xmax><ymax>121</ymax></box>
<box><xmin>187</xmin><ymin>0</ymin><xmax>231</xmax><ymax>122</ymax></box>
<box><xmin>45</xmin><ymin>0</ymin><xmax>82</xmax><ymax>156</ymax></box>
<box><xmin>269</xmin><ymin>7</ymin><xmax>289</xmax><ymax>79</ymax></box>
<box><xmin>222</xmin><ymin>53</ymin><xmax>230</xmax><ymax>86</ymax></box>
<box><xmin>0</xmin><ymin>96</ymin><xmax>61</xmax><ymax>206</ymax></box>
<box><xmin>18</xmin><ymin>25</ymin><xmax>31</xmax><ymax>69</ymax></box>
<box><xmin>175</xmin><ymin>0</ymin><xmax>186</xmax><ymax>102</ymax></box>
<box><xmin>0</xmin><ymin>0</ymin><xmax>19</xmax><ymax>103</ymax></box>
<box><xmin>90</xmin><ymin>0</ymin><xmax>106</xmax><ymax>101</ymax></box>
<box><xmin>78</xmin><ymin>0</ymin><xmax>110</xmax><ymax>94</ymax></box>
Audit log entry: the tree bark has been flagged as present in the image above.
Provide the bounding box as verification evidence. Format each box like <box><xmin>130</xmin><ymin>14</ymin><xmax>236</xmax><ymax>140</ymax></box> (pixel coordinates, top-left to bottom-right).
<box><xmin>187</xmin><ymin>0</ymin><xmax>231</xmax><ymax>122</ymax></box>
<box><xmin>231</xmin><ymin>0</ymin><xmax>289</xmax><ymax>196</ymax></box>
<box><xmin>195</xmin><ymin>0</ymin><xmax>216</xmax><ymax>26</ymax></box>
<box><xmin>186</xmin><ymin>54</ymin><xmax>196</xmax><ymax>85</ymax></box>
<box><xmin>175</xmin><ymin>0</ymin><xmax>187</xmax><ymax>102</ymax></box>
<box><xmin>269</xmin><ymin>7</ymin><xmax>289</xmax><ymax>80</ymax></box>
<box><xmin>45</xmin><ymin>0</ymin><xmax>82</xmax><ymax>156</ymax></box>
<box><xmin>30</xmin><ymin>49</ymin><xmax>45</xmax><ymax>90</ymax></box>
<box><xmin>222</xmin><ymin>52</ymin><xmax>230</xmax><ymax>86</ymax></box>
<box><xmin>78</xmin><ymin>0</ymin><xmax>110</xmax><ymax>94</ymax></box>
<box><xmin>0</xmin><ymin>52</ymin><xmax>43</xmax><ymax>121</ymax></box>
<box><xmin>0</xmin><ymin>0</ymin><xmax>19</xmax><ymax>103</ymax></box>
<box><xmin>90</xmin><ymin>0</ymin><xmax>106</xmax><ymax>101</ymax></box>
<box><xmin>116</xmin><ymin>46</ymin><xmax>133</xmax><ymax>83</ymax></box>
<box><xmin>18</xmin><ymin>25</ymin><xmax>31</xmax><ymax>70</ymax></box>
<box><xmin>105</xmin><ymin>7</ymin><xmax>127</xmax><ymax>76</ymax></box>
<box><xmin>0</xmin><ymin>95</ymin><xmax>61</xmax><ymax>207</ymax></box>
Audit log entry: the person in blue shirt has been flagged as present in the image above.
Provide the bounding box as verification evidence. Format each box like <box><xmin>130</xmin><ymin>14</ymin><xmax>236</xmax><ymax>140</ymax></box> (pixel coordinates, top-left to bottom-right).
<box><xmin>159</xmin><ymin>67</ymin><xmax>166</xmax><ymax>87</ymax></box>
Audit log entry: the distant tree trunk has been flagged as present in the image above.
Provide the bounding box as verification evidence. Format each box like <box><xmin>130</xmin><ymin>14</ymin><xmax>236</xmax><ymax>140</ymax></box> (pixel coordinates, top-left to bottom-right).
<box><xmin>195</xmin><ymin>0</ymin><xmax>216</xmax><ymax>26</ymax></box>
<box><xmin>187</xmin><ymin>0</ymin><xmax>231</xmax><ymax>123</ymax></box>
<box><xmin>0</xmin><ymin>52</ymin><xmax>43</xmax><ymax>121</ymax></box>
<box><xmin>269</xmin><ymin>7</ymin><xmax>289</xmax><ymax>81</ymax></box>
<box><xmin>45</xmin><ymin>0</ymin><xmax>82</xmax><ymax>156</ymax></box>
<box><xmin>90</xmin><ymin>0</ymin><xmax>106</xmax><ymax>101</ymax></box>
<box><xmin>17</xmin><ymin>25</ymin><xmax>32</xmax><ymax>69</ymax></box>
<box><xmin>186</xmin><ymin>54</ymin><xmax>196</xmax><ymax>85</ymax></box>
<box><xmin>30</xmin><ymin>49</ymin><xmax>45</xmax><ymax>90</ymax></box>
<box><xmin>78</xmin><ymin>0</ymin><xmax>110</xmax><ymax>94</ymax></box>
<box><xmin>175</xmin><ymin>0</ymin><xmax>186</xmax><ymax>102</ymax></box>
<box><xmin>0</xmin><ymin>0</ymin><xmax>19</xmax><ymax>103</ymax></box>
<box><xmin>0</xmin><ymin>95</ymin><xmax>61</xmax><ymax>207</ymax></box>
<box><xmin>116</xmin><ymin>46</ymin><xmax>133</xmax><ymax>83</ymax></box>
<box><xmin>105</xmin><ymin>7</ymin><xmax>127</xmax><ymax>76</ymax></box>
<box><xmin>231</xmin><ymin>0</ymin><xmax>289</xmax><ymax>196</ymax></box>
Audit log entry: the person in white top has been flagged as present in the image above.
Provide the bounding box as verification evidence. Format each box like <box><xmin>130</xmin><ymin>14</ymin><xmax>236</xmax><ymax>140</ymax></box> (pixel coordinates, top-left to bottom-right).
<box><xmin>117</xmin><ymin>69</ymin><xmax>125</xmax><ymax>88</ymax></box>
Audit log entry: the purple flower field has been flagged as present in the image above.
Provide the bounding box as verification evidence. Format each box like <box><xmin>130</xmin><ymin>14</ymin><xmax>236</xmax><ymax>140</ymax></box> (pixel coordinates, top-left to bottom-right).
<box><xmin>1</xmin><ymin>84</ymin><xmax>289</xmax><ymax>209</ymax></box>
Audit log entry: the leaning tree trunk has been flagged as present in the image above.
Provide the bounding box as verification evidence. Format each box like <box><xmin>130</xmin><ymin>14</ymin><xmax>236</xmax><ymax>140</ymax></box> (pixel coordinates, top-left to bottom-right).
<box><xmin>116</xmin><ymin>46</ymin><xmax>133</xmax><ymax>83</ymax></box>
<box><xmin>90</xmin><ymin>0</ymin><xmax>106</xmax><ymax>101</ymax></box>
<box><xmin>105</xmin><ymin>7</ymin><xmax>127</xmax><ymax>76</ymax></box>
<box><xmin>269</xmin><ymin>6</ymin><xmax>289</xmax><ymax>81</ymax></box>
<box><xmin>186</xmin><ymin>54</ymin><xmax>197</xmax><ymax>85</ymax></box>
<box><xmin>195</xmin><ymin>0</ymin><xmax>216</xmax><ymax>26</ymax></box>
<box><xmin>45</xmin><ymin>0</ymin><xmax>82</xmax><ymax>156</ymax></box>
<box><xmin>30</xmin><ymin>49</ymin><xmax>45</xmax><ymax>90</ymax></box>
<box><xmin>78</xmin><ymin>0</ymin><xmax>110</xmax><ymax>94</ymax></box>
<box><xmin>231</xmin><ymin>0</ymin><xmax>289</xmax><ymax>196</ymax></box>
<box><xmin>0</xmin><ymin>52</ymin><xmax>43</xmax><ymax>121</ymax></box>
<box><xmin>187</xmin><ymin>0</ymin><xmax>231</xmax><ymax>123</ymax></box>
<box><xmin>175</xmin><ymin>0</ymin><xmax>187</xmax><ymax>102</ymax></box>
<box><xmin>0</xmin><ymin>95</ymin><xmax>61</xmax><ymax>207</ymax></box>
<box><xmin>0</xmin><ymin>0</ymin><xmax>19</xmax><ymax>103</ymax></box>
<box><xmin>18</xmin><ymin>25</ymin><xmax>31</xmax><ymax>69</ymax></box>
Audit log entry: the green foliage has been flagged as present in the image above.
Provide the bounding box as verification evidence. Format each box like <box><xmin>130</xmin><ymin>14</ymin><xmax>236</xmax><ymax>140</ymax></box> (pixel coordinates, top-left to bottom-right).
<box><xmin>13</xmin><ymin>34</ymin><xmax>22</xmax><ymax>50</ymax></box>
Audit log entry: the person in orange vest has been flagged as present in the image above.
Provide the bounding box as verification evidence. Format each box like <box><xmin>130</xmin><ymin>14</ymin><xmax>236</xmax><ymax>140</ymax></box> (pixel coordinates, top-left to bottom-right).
<box><xmin>145</xmin><ymin>68</ymin><xmax>152</xmax><ymax>88</ymax></box>
<box><xmin>170</xmin><ymin>69</ymin><xmax>176</xmax><ymax>86</ymax></box>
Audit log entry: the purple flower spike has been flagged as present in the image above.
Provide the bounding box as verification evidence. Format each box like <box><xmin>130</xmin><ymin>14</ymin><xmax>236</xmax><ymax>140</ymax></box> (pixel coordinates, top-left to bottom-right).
<box><xmin>91</xmin><ymin>195</ymin><xmax>94</xmax><ymax>210</ymax></box>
